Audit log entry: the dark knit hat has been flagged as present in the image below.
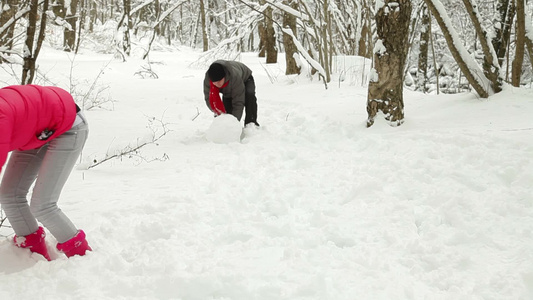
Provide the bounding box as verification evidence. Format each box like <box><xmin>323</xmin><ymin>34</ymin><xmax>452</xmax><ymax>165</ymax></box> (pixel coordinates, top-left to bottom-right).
<box><xmin>208</xmin><ymin>63</ymin><xmax>225</xmax><ymax>82</ymax></box>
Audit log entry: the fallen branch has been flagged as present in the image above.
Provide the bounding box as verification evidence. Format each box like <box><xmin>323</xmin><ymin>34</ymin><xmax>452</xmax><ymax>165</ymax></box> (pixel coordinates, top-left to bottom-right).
<box><xmin>87</xmin><ymin>114</ymin><xmax>171</xmax><ymax>169</ymax></box>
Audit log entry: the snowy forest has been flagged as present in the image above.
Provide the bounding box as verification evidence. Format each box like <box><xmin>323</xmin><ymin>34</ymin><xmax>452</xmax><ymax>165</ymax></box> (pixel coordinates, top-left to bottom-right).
<box><xmin>1</xmin><ymin>0</ymin><xmax>533</xmax><ymax>125</ymax></box>
<box><xmin>1</xmin><ymin>2</ymin><xmax>533</xmax><ymax>298</ymax></box>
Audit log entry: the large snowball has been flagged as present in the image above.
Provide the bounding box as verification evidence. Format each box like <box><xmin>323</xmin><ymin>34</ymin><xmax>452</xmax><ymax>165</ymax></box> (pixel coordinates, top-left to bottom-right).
<box><xmin>206</xmin><ymin>114</ymin><xmax>242</xmax><ymax>143</ymax></box>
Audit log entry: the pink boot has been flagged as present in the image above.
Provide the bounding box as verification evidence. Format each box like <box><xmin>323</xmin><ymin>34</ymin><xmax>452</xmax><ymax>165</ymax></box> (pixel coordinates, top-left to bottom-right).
<box><xmin>56</xmin><ymin>230</ymin><xmax>92</xmax><ymax>258</ymax></box>
<box><xmin>14</xmin><ymin>226</ymin><xmax>51</xmax><ymax>261</ymax></box>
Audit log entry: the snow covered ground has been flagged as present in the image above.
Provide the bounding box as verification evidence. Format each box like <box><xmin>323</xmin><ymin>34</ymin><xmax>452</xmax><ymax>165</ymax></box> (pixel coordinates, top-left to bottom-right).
<box><xmin>0</xmin><ymin>45</ymin><xmax>532</xmax><ymax>300</ymax></box>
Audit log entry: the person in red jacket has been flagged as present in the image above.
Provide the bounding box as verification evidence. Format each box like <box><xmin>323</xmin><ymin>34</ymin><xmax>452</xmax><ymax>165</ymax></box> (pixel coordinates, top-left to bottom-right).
<box><xmin>0</xmin><ymin>85</ymin><xmax>91</xmax><ymax>260</ymax></box>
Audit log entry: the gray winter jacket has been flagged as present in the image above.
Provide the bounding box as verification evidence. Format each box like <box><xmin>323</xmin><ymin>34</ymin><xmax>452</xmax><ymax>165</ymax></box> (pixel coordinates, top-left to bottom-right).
<box><xmin>203</xmin><ymin>60</ymin><xmax>252</xmax><ymax>121</ymax></box>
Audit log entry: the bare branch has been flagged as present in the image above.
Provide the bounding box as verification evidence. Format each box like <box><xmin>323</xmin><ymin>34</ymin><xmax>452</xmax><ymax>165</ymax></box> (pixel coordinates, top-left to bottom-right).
<box><xmin>87</xmin><ymin>114</ymin><xmax>171</xmax><ymax>169</ymax></box>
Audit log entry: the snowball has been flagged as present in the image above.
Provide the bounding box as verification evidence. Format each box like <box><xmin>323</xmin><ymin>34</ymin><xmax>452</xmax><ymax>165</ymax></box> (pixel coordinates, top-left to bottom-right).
<box><xmin>205</xmin><ymin>114</ymin><xmax>242</xmax><ymax>144</ymax></box>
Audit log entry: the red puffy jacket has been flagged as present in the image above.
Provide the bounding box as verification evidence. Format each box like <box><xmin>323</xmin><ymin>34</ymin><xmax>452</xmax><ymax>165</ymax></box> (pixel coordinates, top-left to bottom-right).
<box><xmin>0</xmin><ymin>85</ymin><xmax>77</xmax><ymax>169</ymax></box>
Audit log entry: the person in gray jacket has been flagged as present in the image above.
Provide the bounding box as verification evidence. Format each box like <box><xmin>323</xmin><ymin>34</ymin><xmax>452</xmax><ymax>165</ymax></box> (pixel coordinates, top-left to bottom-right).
<box><xmin>203</xmin><ymin>60</ymin><xmax>259</xmax><ymax>126</ymax></box>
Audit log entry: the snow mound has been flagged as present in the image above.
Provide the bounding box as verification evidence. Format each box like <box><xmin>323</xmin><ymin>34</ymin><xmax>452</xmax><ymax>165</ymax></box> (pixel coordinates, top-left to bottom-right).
<box><xmin>206</xmin><ymin>114</ymin><xmax>242</xmax><ymax>144</ymax></box>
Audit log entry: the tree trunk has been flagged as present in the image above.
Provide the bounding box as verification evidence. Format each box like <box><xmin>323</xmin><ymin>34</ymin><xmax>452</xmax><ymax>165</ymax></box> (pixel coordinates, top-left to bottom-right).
<box><xmin>154</xmin><ymin>0</ymin><xmax>162</xmax><ymax>36</ymax></box>
<box><xmin>199</xmin><ymin>0</ymin><xmax>208</xmax><ymax>51</ymax></box>
<box><xmin>258</xmin><ymin>22</ymin><xmax>266</xmax><ymax>58</ymax></box>
<box><xmin>417</xmin><ymin>5</ymin><xmax>430</xmax><ymax>93</ymax></box>
<box><xmin>0</xmin><ymin>0</ymin><xmax>18</xmax><ymax>63</ymax></box>
<box><xmin>367</xmin><ymin>0</ymin><xmax>412</xmax><ymax>127</ymax></box>
<box><xmin>462</xmin><ymin>0</ymin><xmax>502</xmax><ymax>93</ymax></box>
<box><xmin>523</xmin><ymin>7</ymin><xmax>533</xmax><ymax>66</ymax></box>
<box><xmin>282</xmin><ymin>0</ymin><xmax>300</xmax><ymax>75</ymax></box>
<box><xmin>21</xmin><ymin>0</ymin><xmax>39</xmax><ymax>85</ymax></box>
<box><xmin>122</xmin><ymin>0</ymin><xmax>131</xmax><ymax>56</ymax></box>
<box><xmin>511</xmin><ymin>0</ymin><xmax>525</xmax><ymax>87</ymax></box>
<box><xmin>34</xmin><ymin>0</ymin><xmax>49</xmax><ymax>60</ymax></box>
<box><xmin>89</xmin><ymin>0</ymin><xmax>96</xmax><ymax>32</ymax></box>
<box><xmin>525</xmin><ymin>34</ymin><xmax>533</xmax><ymax>70</ymax></box>
<box><xmin>63</xmin><ymin>0</ymin><xmax>78</xmax><ymax>51</ymax></box>
<box><xmin>321</xmin><ymin>0</ymin><xmax>331</xmax><ymax>82</ymax></box>
<box><xmin>264</xmin><ymin>4</ymin><xmax>277</xmax><ymax>63</ymax></box>
<box><xmin>358</xmin><ymin>0</ymin><xmax>372</xmax><ymax>59</ymax></box>
<box><xmin>492</xmin><ymin>0</ymin><xmax>515</xmax><ymax>67</ymax></box>
<box><xmin>423</xmin><ymin>0</ymin><xmax>490</xmax><ymax>98</ymax></box>
<box><xmin>75</xmin><ymin>0</ymin><xmax>85</xmax><ymax>53</ymax></box>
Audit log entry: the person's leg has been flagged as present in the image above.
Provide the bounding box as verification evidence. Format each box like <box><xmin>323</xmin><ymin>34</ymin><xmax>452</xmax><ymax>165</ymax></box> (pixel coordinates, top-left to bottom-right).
<box><xmin>223</xmin><ymin>96</ymin><xmax>233</xmax><ymax>114</ymax></box>
<box><xmin>0</xmin><ymin>148</ymin><xmax>53</xmax><ymax>260</ymax></box>
<box><xmin>30</xmin><ymin>114</ymin><xmax>88</xmax><ymax>243</ymax></box>
<box><xmin>0</xmin><ymin>149</ymin><xmax>45</xmax><ymax>236</ymax></box>
<box><xmin>244</xmin><ymin>76</ymin><xmax>259</xmax><ymax>126</ymax></box>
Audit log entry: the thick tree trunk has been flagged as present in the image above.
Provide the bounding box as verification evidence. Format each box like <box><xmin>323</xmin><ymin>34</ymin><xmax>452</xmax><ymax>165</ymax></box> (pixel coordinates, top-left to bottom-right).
<box><xmin>282</xmin><ymin>0</ymin><xmax>300</xmax><ymax>75</ymax></box>
<box><xmin>511</xmin><ymin>0</ymin><xmax>525</xmax><ymax>87</ymax></box>
<box><xmin>63</xmin><ymin>0</ymin><xmax>78</xmax><ymax>51</ymax></box>
<box><xmin>367</xmin><ymin>0</ymin><xmax>412</xmax><ymax>127</ymax></box>
<box><xmin>358</xmin><ymin>0</ymin><xmax>372</xmax><ymax>59</ymax></box>
<box><xmin>264</xmin><ymin>5</ymin><xmax>278</xmax><ymax>63</ymax></box>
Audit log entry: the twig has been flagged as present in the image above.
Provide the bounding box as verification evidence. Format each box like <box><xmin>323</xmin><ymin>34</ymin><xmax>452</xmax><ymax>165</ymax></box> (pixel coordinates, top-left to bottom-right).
<box><xmin>88</xmin><ymin>114</ymin><xmax>171</xmax><ymax>169</ymax></box>
<box><xmin>192</xmin><ymin>107</ymin><xmax>201</xmax><ymax>121</ymax></box>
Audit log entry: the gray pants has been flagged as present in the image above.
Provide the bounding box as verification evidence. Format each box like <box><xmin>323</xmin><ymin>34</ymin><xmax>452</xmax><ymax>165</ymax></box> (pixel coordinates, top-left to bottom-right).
<box><xmin>0</xmin><ymin>113</ymin><xmax>88</xmax><ymax>243</ymax></box>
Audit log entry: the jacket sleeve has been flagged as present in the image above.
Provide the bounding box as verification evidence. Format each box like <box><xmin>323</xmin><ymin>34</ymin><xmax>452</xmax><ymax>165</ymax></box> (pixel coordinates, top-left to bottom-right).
<box><xmin>203</xmin><ymin>74</ymin><xmax>213</xmax><ymax>111</ymax></box>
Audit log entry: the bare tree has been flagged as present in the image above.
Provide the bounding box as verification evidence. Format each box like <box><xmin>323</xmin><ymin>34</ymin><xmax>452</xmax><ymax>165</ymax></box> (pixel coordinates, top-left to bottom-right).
<box><xmin>423</xmin><ymin>0</ymin><xmax>490</xmax><ymax>98</ymax></box>
<box><xmin>237</xmin><ymin>0</ymin><xmax>329</xmax><ymax>83</ymax></box>
<box><xmin>142</xmin><ymin>1</ymin><xmax>187</xmax><ymax>60</ymax></box>
<box><xmin>417</xmin><ymin>5</ymin><xmax>430</xmax><ymax>93</ymax></box>
<box><xmin>298</xmin><ymin>0</ymin><xmax>331</xmax><ymax>82</ymax></box>
<box><xmin>64</xmin><ymin>0</ymin><xmax>79</xmax><ymax>51</ymax></box>
<box><xmin>357</xmin><ymin>0</ymin><xmax>373</xmax><ymax>58</ymax></box>
<box><xmin>50</xmin><ymin>0</ymin><xmax>77</xmax><ymax>51</ymax></box>
<box><xmin>21</xmin><ymin>0</ymin><xmax>39</xmax><ymax>84</ymax></box>
<box><xmin>492</xmin><ymin>0</ymin><xmax>515</xmax><ymax>68</ymax></box>
<box><xmin>0</xmin><ymin>0</ymin><xmax>18</xmax><ymax>63</ymax></box>
<box><xmin>526</xmin><ymin>12</ymin><xmax>533</xmax><ymax>69</ymax></box>
<box><xmin>367</xmin><ymin>0</ymin><xmax>412</xmax><ymax>127</ymax></box>
<box><xmin>263</xmin><ymin>1</ymin><xmax>278</xmax><ymax>63</ymax></box>
<box><xmin>321</xmin><ymin>0</ymin><xmax>332</xmax><ymax>82</ymax></box>
<box><xmin>200</xmin><ymin>0</ymin><xmax>208</xmax><ymax>51</ymax></box>
<box><xmin>117</xmin><ymin>0</ymin><xmax>132</xmax><ymax>57</ymax></box>
<box><xmin>3</xmin><ymin>0</ymin><xmax>532</xmax><ymax>100</ymax></box>
<box><xmin>282</xmin><ymin>0</ymin><xmax>300</xmax><ymax>75</ymax></box>
<box><xmin>462</xmin><ymin>0</ymin><xmax>502</xmax><ymax>93</ymax></box>
<box><xmin>75</xmin><ymin>0</ymin><xmax>86</xmax><ymax>53</ymax></box>
<box><xmin>21</xmin><ymin>0</ymin><xmax>48</xmax><ymax>85</ymax></box>
<box><xmin>88</xmin><ymin>0</ymin><xmax>97</xmax><ymax>32</ymax></box>
<box><xmin>511</xmin><ymin>0</ymin><xmax>526</xmax><ymax>87</ymax></box>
